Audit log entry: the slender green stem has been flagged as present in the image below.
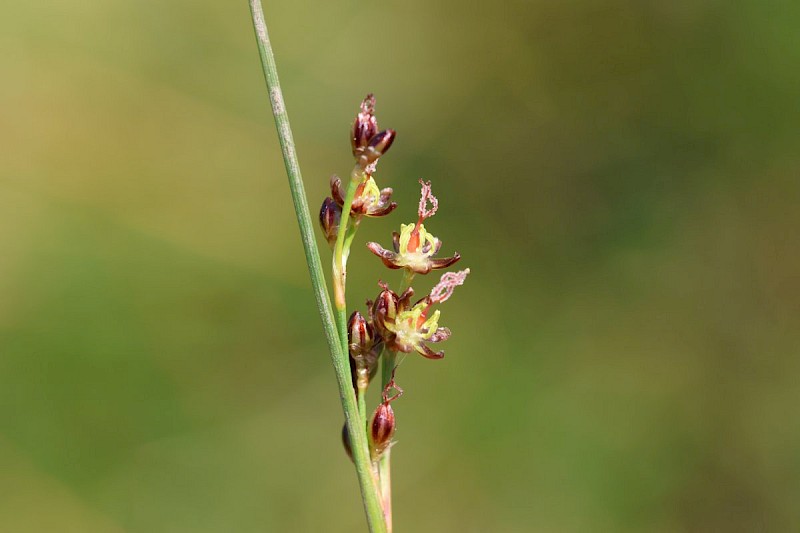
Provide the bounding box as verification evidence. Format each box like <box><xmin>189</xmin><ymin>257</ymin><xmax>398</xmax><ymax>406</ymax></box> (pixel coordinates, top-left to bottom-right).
<box><xmin>247</xmin><ymin>3</ymin><xmax>386</xmax><ymax>531</ymax></box>
<box><xmin>400</xmin><ymin>269</ymin><xmax>416</xmax><ymax>295</ymax></box>
<box><xmin>333</xmin><ymin>174</ymin><xmax>362</xmax><ymax>363</ymax></box>
<box><xmin>378</xmin><ymin>351</ymin><xmax>396</xmax><ymax>533</ymax></box>
<box><xmin>380</xmin><ymin>352</ymin><xmax>397</xmax><ymax>392</ymax></box>
<box><xmin>343</xmin><ymin>219</ymin><xmax>360</xmax><ymax>265</ymax></box>
<box><xmin>333</xmin><ymin>174</ymin><xmax>362</xmax><ymax>310</ymax></box>
<box><xmin>357</xmin><ymin>385</ymin><xmax>368</xmax><ymax>430</ymax></box>
<box><xmin>378</xmin><ymin>451</ymin><xmax>393</xmax><ymax>532</ymax></box>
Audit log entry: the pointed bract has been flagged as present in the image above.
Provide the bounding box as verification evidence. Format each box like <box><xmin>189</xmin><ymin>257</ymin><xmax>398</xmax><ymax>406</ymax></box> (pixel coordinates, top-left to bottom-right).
<box><xmin>359</xmin><ymin>129</ymin><xmax>396</xmax><ymax>167</ymax></box>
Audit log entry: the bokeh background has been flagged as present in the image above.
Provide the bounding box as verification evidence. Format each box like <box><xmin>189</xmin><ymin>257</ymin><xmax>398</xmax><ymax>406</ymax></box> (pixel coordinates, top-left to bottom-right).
<box><xmin>2</xmin><ymin>0</ymin><xmax>799</xmax><ymax>531</ymax></box>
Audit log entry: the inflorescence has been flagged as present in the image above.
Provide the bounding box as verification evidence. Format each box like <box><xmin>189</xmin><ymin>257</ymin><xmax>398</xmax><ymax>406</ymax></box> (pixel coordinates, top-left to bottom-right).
<box><xmin>320</xmin><ymin>94</ymin><xmax>470</xmax><ymax>463</ymax></box>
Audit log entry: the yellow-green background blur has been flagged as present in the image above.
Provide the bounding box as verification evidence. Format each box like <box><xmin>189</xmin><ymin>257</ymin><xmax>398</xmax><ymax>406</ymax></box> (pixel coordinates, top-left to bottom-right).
<box><xmin>2</xmin><ymin>1</ymin><xmax>799</xmax><ymax>531</ymax></box>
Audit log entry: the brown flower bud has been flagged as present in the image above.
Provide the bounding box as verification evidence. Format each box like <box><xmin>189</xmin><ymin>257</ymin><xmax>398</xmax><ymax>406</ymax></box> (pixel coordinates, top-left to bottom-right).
<box><xmin>319</xmin><ymin>197</ymin><xmax>341</xmax><ymax>246</ymax></box>
<box><xmin>348</xmin><ymin>310</ymin><xmax>381</xmax><ymax>390</ymax></box>
<box><xmin>348</xmin><ymin>311</ymin><xmax>372</xmax><ymax>358</ymax></box>
<box><xmin>351</xmin><ymin>94</ymin><xmax>378</xmax><ymax>158</ymax></box>
<box><xmin>369</xmin><ymin>402</ymin><xmax>396</xmax><ymax>459</ymax></box>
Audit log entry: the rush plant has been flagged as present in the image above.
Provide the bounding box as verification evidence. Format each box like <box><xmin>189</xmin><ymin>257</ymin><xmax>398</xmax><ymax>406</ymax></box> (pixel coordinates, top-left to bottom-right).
<box><xmin>248</xmin><ymin>3</ymin><xmax>469</xmax><ymax>531</ymax></box>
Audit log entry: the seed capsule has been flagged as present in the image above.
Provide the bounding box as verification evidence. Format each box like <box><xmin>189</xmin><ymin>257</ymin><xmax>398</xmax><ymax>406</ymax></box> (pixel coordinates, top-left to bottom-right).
<box><xmin>369</xmin><ymin>402</ymin><xmax>396</xmax><ymax>459</ymax></box>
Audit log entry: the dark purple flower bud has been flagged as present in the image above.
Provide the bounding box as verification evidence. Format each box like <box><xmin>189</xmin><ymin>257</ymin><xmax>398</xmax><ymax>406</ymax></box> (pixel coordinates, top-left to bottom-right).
<box><xmin>319</xmin><ymin>197</ymin><xmax>341</xmax><ymax>246</ymax></box>
<box><xmin>348</xmin><ymin>310</ymin><xmax>381</xmax><ymax>390</ymax></box>
<box><xmin>369</xmin><ymin>402</ymin><xmax>396</xmax><ymax>459</ymax></box>
<box><xmin>341</xmin><ymin>423</ymin><xmax>353</xmax><ymax>463</ymax></box>
<box><xmin>351</xmin><ymin>94</ymin><xmax>378</xmax><ymax>158</ymax></box>
<box><xmin>348</xmin><ymin>311</ymin><xmax>372</xmax><ymax>358</ymax></box>
<box><xmin>360</xmin><ymin>129</ymin><xmax>396</xmax><ymax>167</ymax></box>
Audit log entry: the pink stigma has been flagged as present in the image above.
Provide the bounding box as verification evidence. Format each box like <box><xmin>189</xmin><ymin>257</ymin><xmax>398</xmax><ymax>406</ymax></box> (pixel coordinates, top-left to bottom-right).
<box><xmin>417</xmin><ymin>179</ymin><xmax>438</xmax><ymax>220</ymax></box>
<box><xmin>429</xmin><ymin>269</ymin><xmax>470</xmax><ymax>304</ymax></box>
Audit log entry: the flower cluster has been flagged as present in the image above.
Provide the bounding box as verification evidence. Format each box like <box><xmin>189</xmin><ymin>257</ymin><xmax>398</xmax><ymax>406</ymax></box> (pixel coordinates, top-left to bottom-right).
<box><xmin>319</xmin><ymin>94</ymin><xmax>469</xmax><ymax>463</ymax></box>
<box><xmin>368</xmin><ymin>269</ymin><xmax>469</xmax><ymax>359</ymax></box>
<box><xmin>319</xmin><ymin>94</ymin><xmax>397</xmax><ymax>245</ymax></box>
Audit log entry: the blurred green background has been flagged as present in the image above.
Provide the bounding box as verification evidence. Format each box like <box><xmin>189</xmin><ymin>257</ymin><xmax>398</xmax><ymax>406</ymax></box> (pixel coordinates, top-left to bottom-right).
<box><xmin>2</xmin><ymin>0</ymin><xmax>799</xmax><ymax>531</ymax></box>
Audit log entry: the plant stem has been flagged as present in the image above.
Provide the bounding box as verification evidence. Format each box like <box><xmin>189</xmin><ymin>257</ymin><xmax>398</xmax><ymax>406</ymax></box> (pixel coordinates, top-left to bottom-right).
<box><xmin>343</xmin><ymin>218</ymin><xmax>360</xmax><ymax>266</ymax></box>
<box><xmin>378</xmin><ymin>350</ymin><xmax>397</xmax><ymax>532</ymax></box>
<box><xmin>333</xmin><ymin>173</ymin><xmax>362</xmax><ymax>311</ymax></box>
<box><xmin>332</xmin><ymin>176</ymin><xmax>360</xmax><ymax>361</ymax></box>
<box><xmin>357</xmin><ymin>385</ymin><xmax>368</xmax><ymax>430</ymax></box>
<box><xmin>247</xmin><ymin>2</ymin><xmax>386</xmax><ymax>531</ymax></box>
<box><xmin>400</xmin><ymin>269</ymin><xmax>416</xmax><ymax>295</ymax></box>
